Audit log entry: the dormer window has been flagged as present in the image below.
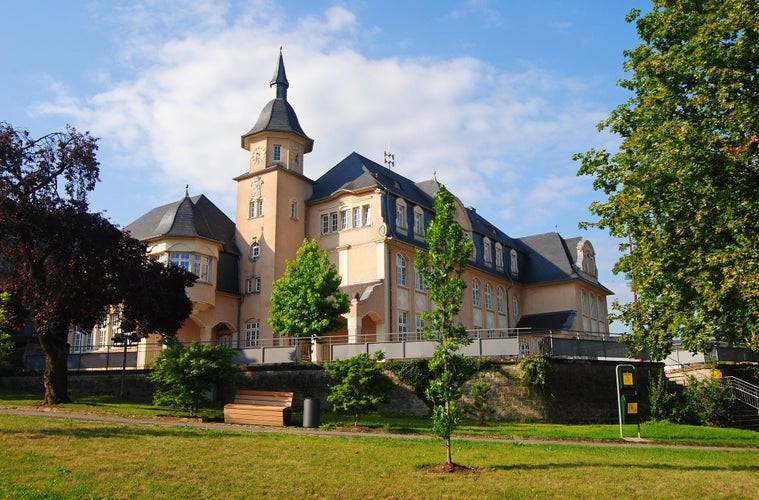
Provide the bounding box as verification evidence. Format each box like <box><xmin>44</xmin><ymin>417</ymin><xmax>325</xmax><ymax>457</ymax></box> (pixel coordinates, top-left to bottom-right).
<box><xmin>510</xmin><ymin>249</ymin><xmax>519</xmax><ymax>274</ymax></box>
<box><xmin>483</xmin><ymin>237</ymin><xmax>492</xmax><ymax>265</ymax></box>
<box><xmin>395</xmin><ymin>199</ymin><xmax>407</xmax><ymax>230</ymax></box>
<box><xmin>413</xmin><ymin>206</ymin><xmax>424</xmax><ymax>237</ymax></box>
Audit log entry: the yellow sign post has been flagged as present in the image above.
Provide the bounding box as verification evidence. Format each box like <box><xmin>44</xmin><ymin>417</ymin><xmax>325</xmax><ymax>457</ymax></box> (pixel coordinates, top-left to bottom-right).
<box><xmin>616</xmin><ymin>364</ymin><xmax>641</xmax><ymax>439</ymax></box>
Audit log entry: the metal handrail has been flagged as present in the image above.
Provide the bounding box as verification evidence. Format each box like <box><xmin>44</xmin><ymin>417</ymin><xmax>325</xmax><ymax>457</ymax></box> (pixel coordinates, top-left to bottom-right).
<box><xmin>724</xmin><ymin>376</ymin><xmax>759</xmax><ymax>414</ymax></box>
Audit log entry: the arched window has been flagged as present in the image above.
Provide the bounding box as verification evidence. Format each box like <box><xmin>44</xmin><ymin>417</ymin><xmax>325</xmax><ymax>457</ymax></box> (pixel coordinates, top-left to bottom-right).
<box><xmin>495</xmin><ymin>243</ymin><xmax>503</xmax><ymax>269</ymax></box>
<box><xmin>396</xmin><ymin>253</ymin><xmax>408</xmax><ymax>287</ymax></box>
<box><xmin>483</xmin><ymin>238</ymin><xmax>492</xmax><ymax>264</ymax></box>
<box><xmin>496</xmin><ymin>287</ymin><xmax>505</xmax><ymax>313</ymax></box>
<box><xmin>484</xmin><ymin>283</ymin><xmax>493</xmax><ymax>310</ymax></box>
<box><xmin>510</xmin><ymin>249</ymin><xmax>519</xmax><ymax>274</ymax></box>
<box><xmin>395</xmin><ymin>199</ymin><xmax>407</xmax><ymax>230</ymax></box>
<box><xmin>512</xmin><ymin>295</ymin><xmax>520</xmax><ymax>320</ymax></box>
<box><xmin>472</xmin><ymin>278</ymin><xmax>481</xmax><ymax>307</ymax></box>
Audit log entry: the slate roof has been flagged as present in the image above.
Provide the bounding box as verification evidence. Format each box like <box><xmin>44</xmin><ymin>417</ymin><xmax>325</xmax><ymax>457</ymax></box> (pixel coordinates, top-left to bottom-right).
<box><xmin>517</xmin><ymin>232</ymin><xmax>612</xmax><ymax>293</ymax></box>
<box><xmin>516</xmin><ymin>310</ymin><xmax>577</xmax><ymax>331</ymax></box>
<box><xmin>241</xmin><ymin>51</ymin><xmax>313</xmax><ymax>152</ymax></box>
<box><xmin>310</xmin><ymin>152</ymin><xmax>435</xmax><ymax>206</ymax></box>
<box><xmin>125</xmin><ymin>194</ymin><xmax>238</xmax><ymax>255</ymax></box>
<box><xmin>125</xmin><ymin>194</ymin><xmax>240</xmax><ymax>295</ymax></box>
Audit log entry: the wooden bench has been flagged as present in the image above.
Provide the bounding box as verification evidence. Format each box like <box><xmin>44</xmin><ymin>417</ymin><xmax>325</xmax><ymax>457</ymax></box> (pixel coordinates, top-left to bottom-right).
<box><xmin>223</xmin><ymin>390</ymin><xmax>293</xmax><ymax>426</ymax></box>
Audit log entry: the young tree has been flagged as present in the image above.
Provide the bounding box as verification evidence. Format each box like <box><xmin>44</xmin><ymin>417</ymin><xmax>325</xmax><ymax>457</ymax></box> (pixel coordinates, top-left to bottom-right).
<box><xmin>324</xmin><ymin>351</ymin><xmax>394</xmax><ymax>426</ymax></box>
<box><xmin>0</xmin><ymin>123</ymin><xmax>195</xmax><ymax>403</ymax></box>
<box><xmin>575</xmin><ymin>2</ymin><xmax>759</xmax><ymax>359</ymax></box>
<box><xmin>466</xmin><ymin>375</ymin><xmax>496</xmax><ymax>426</ymax></box>
<box><xmin>269</xmin><ymin>239</ymin><xmax>350</xmax><ymax>338</ymax></box>
<box><xmin>415</xmin><ymin>183</ymin><xmax>473</xmax><ymax>471</ymax></box>
<box><xmin>150</xmin><ymin>340</ymin><xmax>237</xmax><ymax>417</ymax></box>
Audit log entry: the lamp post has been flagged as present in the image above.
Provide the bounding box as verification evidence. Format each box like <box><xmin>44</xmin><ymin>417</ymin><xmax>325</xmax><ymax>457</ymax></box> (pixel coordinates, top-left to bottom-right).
<box><xmin>112</xmin><ymin>331</ymin><xmax>141</xmax><ymax>397</ymax></box>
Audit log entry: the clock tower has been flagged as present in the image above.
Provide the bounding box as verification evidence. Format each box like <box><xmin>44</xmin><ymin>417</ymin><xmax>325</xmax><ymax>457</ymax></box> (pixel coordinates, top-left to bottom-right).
<box><xmin>234</xmin><ymin>50</ymin><xmax>314</xmax><ymax>346</ymax></box>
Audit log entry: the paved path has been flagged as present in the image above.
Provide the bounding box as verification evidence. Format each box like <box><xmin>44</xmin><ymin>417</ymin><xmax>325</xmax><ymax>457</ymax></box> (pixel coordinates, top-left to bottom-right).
<box><xmin>1</xmin><ymin>406</ymin><xmax>757</xmax><ymax>452</ymax></box>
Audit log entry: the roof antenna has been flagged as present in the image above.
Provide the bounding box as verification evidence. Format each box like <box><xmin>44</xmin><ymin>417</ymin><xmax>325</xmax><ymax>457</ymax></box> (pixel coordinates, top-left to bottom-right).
<box><xmin>384</xmin><ymin>142</ymin><xmax>395</xmax><ymax>168</ymax></box>
<box><xmin>554</xmin><ymin>224</ymin><xmax>558</xmax><ymax>234</ymax></box>
<box><xmin>185</xmin><ymin>184</ymin><xmax>189</xmax><ymax>197</ymax></box>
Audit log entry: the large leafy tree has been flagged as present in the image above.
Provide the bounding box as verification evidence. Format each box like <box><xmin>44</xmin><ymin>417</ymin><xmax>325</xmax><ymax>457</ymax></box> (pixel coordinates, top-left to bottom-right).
<box><xmin>269</xmin><ymin>238</ymin><xmax>350</xmax><ymax>338</ymax></box>
<box><xmin>0</xmin><ymin>122</ymin><xmax>195</xmax><ymax>404</ymax></box>
<box><xmin>575</xmin><ymin>2</ymin><xmax>759</xmax><ymax>359</ymax></box>
<box><xmin>415</xmin><ymin>183</ymin><xmax>473</xmax><ymax>471</ymax></box>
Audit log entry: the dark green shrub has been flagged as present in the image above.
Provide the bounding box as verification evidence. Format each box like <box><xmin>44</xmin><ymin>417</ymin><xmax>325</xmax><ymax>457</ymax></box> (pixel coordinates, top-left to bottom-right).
<box><xmin>647</xmin><ymin>371</ymin><xmax>677</xmax><ymax>422</ymax></box>
<box><xmin>324</xmin><ymin>352</ymin><xmax>394</xmax><ymax>425</ymax></box>
<box><xmin>149</xmin><ymin>340</ymin><xmax>237</xmax><ymax>417</ymax></box>
<box><xmin>683</xmin><ymin>374</ymin><xmax>735</xmax><ymax>427</ymax></box>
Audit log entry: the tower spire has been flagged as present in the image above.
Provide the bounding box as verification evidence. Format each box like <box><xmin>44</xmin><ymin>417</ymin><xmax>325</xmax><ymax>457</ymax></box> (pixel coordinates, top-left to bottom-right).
<box><xmin>271</xmin><ymin>47</ymin><xmax>289</xmax><ymax>100</ymax></box>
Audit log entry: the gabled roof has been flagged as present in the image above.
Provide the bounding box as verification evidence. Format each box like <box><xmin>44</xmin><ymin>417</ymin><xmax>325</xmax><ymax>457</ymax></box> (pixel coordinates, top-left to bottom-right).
<box><xmin>125</xmin><ymin>194</ymin><xmax>238</xmax><ymax>255</ymax></box>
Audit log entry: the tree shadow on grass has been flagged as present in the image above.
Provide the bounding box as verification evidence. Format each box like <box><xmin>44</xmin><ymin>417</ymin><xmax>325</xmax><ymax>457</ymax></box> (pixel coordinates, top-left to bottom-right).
<box><xmin>490</xmin><ymin>462</ymin><xmax>759</xmax><ymax>472</ymax></box>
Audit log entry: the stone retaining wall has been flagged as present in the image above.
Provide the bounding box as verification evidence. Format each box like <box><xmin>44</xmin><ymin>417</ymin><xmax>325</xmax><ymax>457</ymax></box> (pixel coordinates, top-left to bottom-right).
<box><xmin>2</xmin><ymin>359</ymin><xmax>664</xmax><ymax>423</ymax></box>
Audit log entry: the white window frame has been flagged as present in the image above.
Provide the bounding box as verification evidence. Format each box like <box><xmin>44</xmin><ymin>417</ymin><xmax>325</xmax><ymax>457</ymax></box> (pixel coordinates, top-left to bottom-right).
<box><xmin>396</xmin><ymin>253</ymin><xmax>408</xmax><ymax>287</ymax></box>
<box><xmin>413</xmin><ymin>207</ymin><xmax>424</xmax><ymax>237</ymax></box>
<box><xmin>485</xmin><ymin>282</ymin><xmax>493</xmax><ymax>310</ymax></box>
<box><xmin>353</xmin><ymin>207</ymin><xmax>362</xmax><ymax>228</ymax></box>
<box><xmin>414</xmin><ymin>266</ymin><xmax>425</xmax><ymax>292</ymax></box>
<box><xmin>510</xmin><ymin>249</ymin><xmax>519</xmax><ymax>274</ymax></box>
<box><xmin>273</xmin><ymin>144</ymin><xmax>281</xmax><ymax>162</ymax></box>
<box><xmin>340</xmin><ymin>208</ymin><xmax>351</xmax><ymax>230</ymax></box>
<box><xmin>246</xmin><ymin>276</ymin><xmax>261</xmax><ymax>294</ymax></box>
<box><xmin>244</xmin><ymin>321</ymin><xmax>260</xmax><ymax>347</ymax></box>
<box><xmin>512</xmin><ymin>295</ymin><xmax>520</xmax><ymax>320</ymax></box>
<box><xmin>483</xmin><ymin>237</ymin><xmax>492</xmax><ymax>264</ymax></box>
<box><xmin>415</xmin><ymin>313</ymin><xmax>424</xmax><ymax>340</ymax></box>
<box><xmin>472</xmin><ymin>278</ymin><xmax>481</xmax><ymax>308</ymax></box>
<box><xmin>495</xmin><ymin>243</ymin><xmax>503</xmax><ymax>269</ymax></box>
<box><xmin>397</xmin><ymin>310</ymin><xmax>408</xmax><ymax>341</ymax></box>
<box><xmin>363</xmin><ymin>205</ymin><xmax>371</xmax><ymax>226</ymax></box>
<box><xmin>249</xmin><ymin>241</ymin><xmax>261</xmax><ymax>261</ymax></box>
<box><xmin>497</xmin><ymin>287</ymin><xmax>505</xmax><ymax>314</ymax></box>
<box><xmin>395</xmin><ymin>199</ymin><xmax>407</xmax><ymax>230</ymax></box>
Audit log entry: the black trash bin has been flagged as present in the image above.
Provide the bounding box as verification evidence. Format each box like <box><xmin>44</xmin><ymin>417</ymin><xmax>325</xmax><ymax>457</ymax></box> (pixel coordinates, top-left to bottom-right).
<box><xmin>303</xmin><ymin>397</ymin><xmax>321</xmax><ymax>428</ymax></box>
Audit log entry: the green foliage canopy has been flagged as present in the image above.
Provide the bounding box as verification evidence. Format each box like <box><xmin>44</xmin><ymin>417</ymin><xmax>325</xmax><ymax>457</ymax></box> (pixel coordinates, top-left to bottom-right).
<box><xmin>269</xmin><ymin>239</ymin><xmax>350</xmax><ymax>338</ymax></box>
<box><xmin>415</xmin><ymin>183</ymin><xmax>473</xmax><ymax>468</ymax></box>
<box><xmin>575</xmin><ymin>2</ymin><xmax>759</xmax><ymax>359</ymax></box>
<box><xmin>149</xmin><ymin>340</ymin><xmax>237</xmax><ymax>417</ymax></box>
<box><xmin>324</xmin><ymin>352</ymin><xmax>394</xmax><ymax>426</ymax></box>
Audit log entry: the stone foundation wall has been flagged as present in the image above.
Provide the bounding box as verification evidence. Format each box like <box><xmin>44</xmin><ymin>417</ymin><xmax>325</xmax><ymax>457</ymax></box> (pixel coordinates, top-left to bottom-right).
<box><xmin>2</xmin><ymin>359</ymin><xmax>664</xmax><ymax>423</ymax></box>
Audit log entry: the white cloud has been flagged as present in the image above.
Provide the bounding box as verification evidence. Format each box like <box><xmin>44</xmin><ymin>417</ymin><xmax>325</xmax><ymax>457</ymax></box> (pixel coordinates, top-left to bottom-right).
<box><xmin>31</xmin><ymin>1</ymin><xmax>613</xmax><ymax>244</ymax></box>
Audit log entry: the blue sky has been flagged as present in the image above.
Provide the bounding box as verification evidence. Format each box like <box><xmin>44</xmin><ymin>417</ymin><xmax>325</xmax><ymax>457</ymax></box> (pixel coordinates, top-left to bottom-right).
<box><xmin>2</xmin><ymin>0</ymin><xmax>651</xmax><ymax>333</ymax></box>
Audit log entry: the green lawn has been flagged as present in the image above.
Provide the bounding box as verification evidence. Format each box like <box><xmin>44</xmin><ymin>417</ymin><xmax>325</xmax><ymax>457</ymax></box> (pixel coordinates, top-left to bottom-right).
<box><xmin>1</xmin><ymin>412</ymin><xmax>758</xmax><ymax>499</ymax></box>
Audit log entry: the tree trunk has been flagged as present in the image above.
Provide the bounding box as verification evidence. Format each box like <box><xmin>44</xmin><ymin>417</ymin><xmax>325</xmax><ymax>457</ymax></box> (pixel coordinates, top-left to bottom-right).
<box><xmin>37</xmin><ymin>331</ymin><xmax>72</xmax><ymax>404</ymax></box>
